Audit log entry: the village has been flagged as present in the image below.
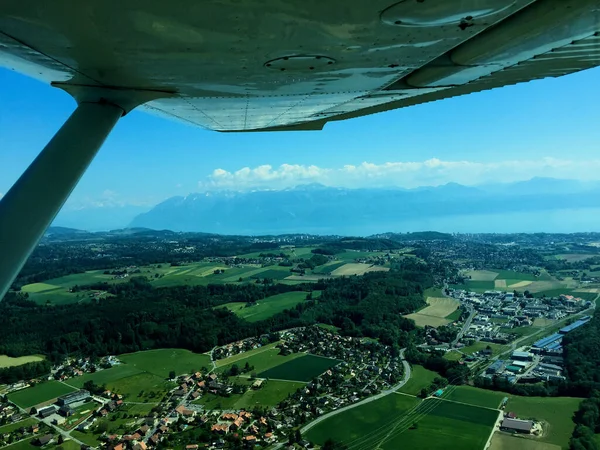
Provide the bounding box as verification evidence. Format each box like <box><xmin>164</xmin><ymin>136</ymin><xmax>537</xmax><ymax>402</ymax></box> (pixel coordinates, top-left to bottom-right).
<box><xmin>1</xmin><ymin>326</ymin><xmax>405</xmax><ymax>450</ymax></box>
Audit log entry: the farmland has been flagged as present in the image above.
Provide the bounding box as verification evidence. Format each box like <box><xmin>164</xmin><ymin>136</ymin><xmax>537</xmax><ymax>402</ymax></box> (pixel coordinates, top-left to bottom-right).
<box><xmin>504</xmin><ymin>396</ymin><xmax>581</xmax><ymax>448</ymax></box>
<box><xmin>118</xmin><ymin>348</ymin><xmax>212</xmax><ymax>378</ymax></box>
<box><xmin>8</xmin><ymin>381</ymin><xmax>76</xmax><ymax>408</ymax></box>
<box><xmin>215</xmin><ymin>291</ymin><xmax>313</xmax><ymax>322</ymax></box>
<box><xmin>382</xmin><ymin>399</ymin><xmax>500</xmax><ymax>450</ymax></box>
<box><xmin>305</xmin><ymin>391</ymin><xmax>420</xmax><ymax>447</ymax></box>
<box><xmin>193</xmin><ymin>380</ymin><xmax>304</xmax><ymax>410</ymax></box>
<box><xmin>0</xmin><ymin>355</ymin><xmax>44</xmax><ymax>368</ymax></box>
<box><xmin>306</xmin><ymin>394</ymin><xmax>498</xmax><ymax>450</ymax></box>
<box><xmin>489</xmin><ymin>432</ymin><xmax>561</xmax><ymax>450</ymax></box>
<box><xmin>399</xmin><ymin>365</ymin><xmax>438</xmax><ymax>396</ymax></box>
<box><xmin>258</xmin><ymin>354</ymin><xmax>341</xmax><ymax>382</ymax></box>
<box><xmin>453</xmin><ymin>267</ymin><xmax>592</xmax><ymax>298</ymax></box>
<box><xmin>443</xmin><ymin>386</ymin><xmax>506</xmax><ymax>409</ymax></box>
<box><xmin>214</xmin><ymin>342</ymin><xmax>281</xmax><ymax>368</ymax></box>
<box><xmin>404</xmin><ymin>297</ymin><xmax>460</xmax><ymax>328</ymax></box>
<box><xmin>68</xmin><ymin>364</ymin><xmax>144</xmax><ymax>388</ymax></box>
<box><xmin>217</xmin><ymin>348</ymin><xmax>306</xmax><ymax>375</ymax></box>
<box><xmin>103</xmin><ymin>372</ymin><xmax>174</xmax><ymax>401</ymax></box>
<box><xmin>68</xmin><ymin>350</ymin><xmax>200</xmax><ymax>400</ymax></box>
<box><xmin>330</xmin><ymin>263</ymin><xmax>389</xmax><ymax>276</ymax></box>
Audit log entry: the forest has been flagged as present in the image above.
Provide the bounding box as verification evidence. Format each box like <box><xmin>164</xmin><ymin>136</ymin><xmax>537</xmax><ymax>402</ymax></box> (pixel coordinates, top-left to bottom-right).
<box><xmin>0</xmin><ymin>259</ymin><xmax>432</xmax><ymax>383</ymax></box>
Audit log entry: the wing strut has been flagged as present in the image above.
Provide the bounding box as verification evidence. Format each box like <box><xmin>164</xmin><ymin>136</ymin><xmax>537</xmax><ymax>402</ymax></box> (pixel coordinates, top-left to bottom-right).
<box><xmin>0</xmin><ymin>101</ymin><xmax>124</xmax><ymax>300</ymax></box>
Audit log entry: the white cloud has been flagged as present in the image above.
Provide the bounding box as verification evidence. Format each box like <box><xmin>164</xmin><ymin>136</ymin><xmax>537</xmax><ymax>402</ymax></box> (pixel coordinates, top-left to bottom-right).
<box><xmin>198</xmin><ymin>157</ymin><xmax>600</xmax><ymax>191</ymax></box>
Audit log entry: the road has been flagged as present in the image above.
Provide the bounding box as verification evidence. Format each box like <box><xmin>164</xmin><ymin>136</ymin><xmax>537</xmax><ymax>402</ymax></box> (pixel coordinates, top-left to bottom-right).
<box><xmin>452</xmin><ymin>305</ymin><xmax>475</xmax><ymax>347</ymax></box>
<box><xmin>299</xmin><ymin>349</ymin><xmax>411</xmax><ymax>436</ymax></box>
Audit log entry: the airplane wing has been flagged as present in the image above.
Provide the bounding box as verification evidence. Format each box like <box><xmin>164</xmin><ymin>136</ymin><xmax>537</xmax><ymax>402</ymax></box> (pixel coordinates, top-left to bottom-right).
<box><xmin>1</xmin><ymin>0</ymin><xmax>600</xmax><ymax>300</ymax></box>
<box><xmin>1</xmin><ymin>0</ymin><xmax>599</xmax><ymax>132</ymax></box>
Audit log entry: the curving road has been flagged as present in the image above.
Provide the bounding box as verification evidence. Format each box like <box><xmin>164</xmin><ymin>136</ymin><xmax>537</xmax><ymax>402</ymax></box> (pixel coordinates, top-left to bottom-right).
<box><xmin>299</xmin><ymin>349</ymin><xmax>411</xmax><ymax>435</ymax></box>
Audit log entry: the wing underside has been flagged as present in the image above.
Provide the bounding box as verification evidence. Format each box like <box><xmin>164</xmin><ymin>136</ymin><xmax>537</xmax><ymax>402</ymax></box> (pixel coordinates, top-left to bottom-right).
<box><xmin>1</xmin><ymin>0</ymin><xmax>599</xmax><ymax>131</ymax></box>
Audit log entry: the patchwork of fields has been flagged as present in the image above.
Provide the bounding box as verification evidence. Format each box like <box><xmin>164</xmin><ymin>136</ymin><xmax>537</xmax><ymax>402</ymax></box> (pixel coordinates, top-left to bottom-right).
<box><xmin>404</xmin><ymin>297</ymin><xmax>460</xmax><ymax>328</ymax></box>
<box><xmin>453</xmin><ymin>268</ymin><xmax>592</xmax><ymax>299</ymax></box>
<box><xmin>215</xmin><ymin>291</ymin><xmax>315</xmax><ymax>322</ymax></box>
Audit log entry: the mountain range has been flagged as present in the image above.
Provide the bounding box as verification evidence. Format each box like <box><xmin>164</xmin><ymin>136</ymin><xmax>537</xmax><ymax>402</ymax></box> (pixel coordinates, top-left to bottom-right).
<box><xmin>121</xmin><ymin>178</ymin><xmax>600</xmax><ymax>235</ymax></box>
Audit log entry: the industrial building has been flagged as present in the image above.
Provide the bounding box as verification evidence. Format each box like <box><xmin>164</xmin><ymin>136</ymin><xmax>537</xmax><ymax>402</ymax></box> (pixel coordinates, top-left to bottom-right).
<box><xmin>511</xmin><ymin>351</ymin><xmax>533</xmax><ymax>361</ymax></box>
<box><xmin>57</xmin><ymin>389</ymin><xmax>89</xmax><ymax>406</ymax></box>
<box><xmin>532</xmin><ymin>333</ymin><xmax>563</xmax><ymax>352</ymax></box>
<box><xmin>486</xmin><ymin>360</ymin><xmax>506</xmax><ymax>375</ymax></box>
<box><xmin>38</xmin><ymin>406</ymin><xmax>56</xmax><ymax>418</ymax></box>
<box><xmin>501</xmin><ymin>418</ymin><xmax>534</xmax><ymax>434</ymax></box>
<box><xmin>559</xmin><ymin>317</ymin><xmax>591</xmax><ymax>334</ymax></box>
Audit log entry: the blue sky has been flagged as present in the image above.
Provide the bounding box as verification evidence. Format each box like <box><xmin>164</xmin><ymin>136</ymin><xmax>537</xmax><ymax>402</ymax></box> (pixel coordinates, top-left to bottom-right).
<box><xmin>2</xmin><ymin>66</ymin><xmax>600</xmax><ymax>209</ymax></box>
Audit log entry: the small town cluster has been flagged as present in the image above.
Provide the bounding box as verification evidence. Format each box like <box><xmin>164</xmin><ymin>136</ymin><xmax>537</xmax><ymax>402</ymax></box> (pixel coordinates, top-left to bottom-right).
<box><xmin>447</xmin><ymin>288</ymin><xmax>592</xmax><ymax>383</ymax></box>
<box><xmin>2</xmin><ymin>326</ymin><xmax>405</xmax><ymax>450</ymax></box>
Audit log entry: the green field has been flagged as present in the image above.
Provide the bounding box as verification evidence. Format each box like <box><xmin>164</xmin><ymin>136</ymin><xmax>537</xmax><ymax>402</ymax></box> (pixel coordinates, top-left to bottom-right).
<box><xmin>443</xmin><ymin>351</ymin><xmax>463</xmax><ymax>361</ymax></box>
<box><xmin>8</xmin><ymin>381</ymin><xmax>77</xmax><ymax>408</ymax></box>
<box><xmin>216</xmin><ymin>291</ymin><xmax>311</xmax><ymax>322</ymax></box>
<box><xmin>306</xmin><ymin>394</ymin><xmax>498</xmax><ymax>450</ymax></box>
<box><xmin>494</xmin><ymin>270</ymin><xmax>538</xmax><ymax>281</ymax></box>
<box><xmin>312</xmin><ymin>261</ymin><xmax>347</xmax><ymax>275</ymax></box>
<box><xmin>399</xmin><ymin>365</ymin><xmax>439</xmax><ymax>396</ymax></box>
<box><xmin>104</xmin><ymin>372</ymin><xmax>174</xmax><ymax>401</ymax></box>
<box><xmin>504</xmin><ymin>396</ymin><xmax>581</xmax><ymax>448</ymax></box>
<box><xmin>305</xmin><ymin>391</ymin><xmax>421</xmax><ymax>446</ymax></box>
<box><xmin>383</xmin><ymin>398</ymin><xmax>499</xmax><ymax>450</ymax></box>
<box><xmin>193</xmin><ymin>379</ymin><xmax>304</xmax><ymax>410</ymax></box>
<box><xmin>1</xmin><ymin>437</ymin><xmax>37</xmax><ymax>450</ymax></box>
<box><xmin>248</xmin><ymin>268</ymin><xmax>291</xmax><ymax>280</ymax></box>
<box><xmin>258</xmin><ymin>354</ymin><xmax>340</xmax><ymax>382</ymax></box>
<box><xmin>446</xmin><ymin>309</ymin><xmax>462</xmax><ymax>321</ymax></box>
<box><xmin>0</xmin><ymin>418</ymin><xmax>38</xmax><ymax>434</ymax></box>
<box><xmin>217</xmin><ymin>348</ymin><xmax>305</xmax><ymax>375</ymax></box>
<box><xmin>461</xmin><ymin>341</ymin><xmax>507</xmax><ymax>356</ymax></box>
<box><xmin>118</xmin><ymin>348</ymin><xmax>212</xmax><ymax>378</ymax></box>
<box><xmin>68</xmin><ymin>364</ymin><xmax>143</xmax><ymax>388</ymax></box>
<box><xmin>443</xmin><ymin>386</ymin><xmax>506</xmax><ymax>409</ymax></box>
<box><xmin>0</xmin><ymin>355</ymin><xmax>44</xmax><ymax>368</ymax></box>
<box><xmin>215</xmin><ymin>342</ymin><xmax>280</xmax><ymax>368</ymax></box>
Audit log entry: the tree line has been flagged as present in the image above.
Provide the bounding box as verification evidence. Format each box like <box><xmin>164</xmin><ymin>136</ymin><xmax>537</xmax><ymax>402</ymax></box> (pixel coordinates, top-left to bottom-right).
<box><xmin>0</xmin><ymin>260</ymin><xmax>433</xmax><ymax>372</ymax></box>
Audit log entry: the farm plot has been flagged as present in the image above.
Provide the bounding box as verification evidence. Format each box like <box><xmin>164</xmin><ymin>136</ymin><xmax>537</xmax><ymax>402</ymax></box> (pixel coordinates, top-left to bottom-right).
<box><xmin>305</xmin><ymin>391</ymin><xmax>420</xmax><ymax>447</ymax></box>
<box><xmin>306</xmin><ymin>395</ymin><xmax>498</xmax><ymax>450</ymax></box>
<box><xmin>216</xmin><ymin>291</ymin><xmax>311</xmax><ymax>322</ymax></box>
<box><xmin>398</xmin><ymin>365</ymin><xmax>438</xmax><ymax>396</ymax></box>
<box><xmin>68</xmin><ymin>364</ymin><xmax>143</xmax><ymax>388</ymax></box>
<box><xmin>217</xmin><ymin>348</ymin><xmax>305</xmax><ymax>375</ymax></box>
<box><xmin>404</xmin><ymin>297</ymin><xmax>460</xmax><ymax>328</ymax></box>
<box><xmin>490</xmin><ymin>433</ymin><xmax>561</xmax><ymax>450</ymax></box>
<box><xmin>443</xmin><ymin>386</ymin><xmax>507</xmax><ymax>409</ymax></box>
<box><xmin>464</xmin><ymin>270</ymin><xmax>499</xmax><ymax>281</ymax></box>
<box><xmin>8</xmin><ymin>381</ymin><xmax>77</xmax><ymax>408</ymax></box>
<box><xmin>258</xmin><ymin>354</ymin><xmax>340</xmax><ymax>382</ymax></box>
<box><xmin>330</xmin><ymin>263</ymin><xmax>389</xmax><ymax>276</ymax></box>
<box><xmin>381</xmin><ymin>399</ymin><xmax>500</xmax><ymax>450</ymax></box>
<box><xmin>193</xmin><ymin>380</ymin><xmax>304</xmax><ymax>410</ymax></box>
<box><xmin>118</xmin><ymin>348</ymin><xmax>212</xmax><ymax>378</ymax></box>
<box><xmin>0</xmin><ymin>355</ymin><xmax>44</xmax><ymax>368</ymax></box>
<box><xmin>504</xmin><ymin>396</ymin><xmax>581</xmax><ymax>448</ymax></box>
